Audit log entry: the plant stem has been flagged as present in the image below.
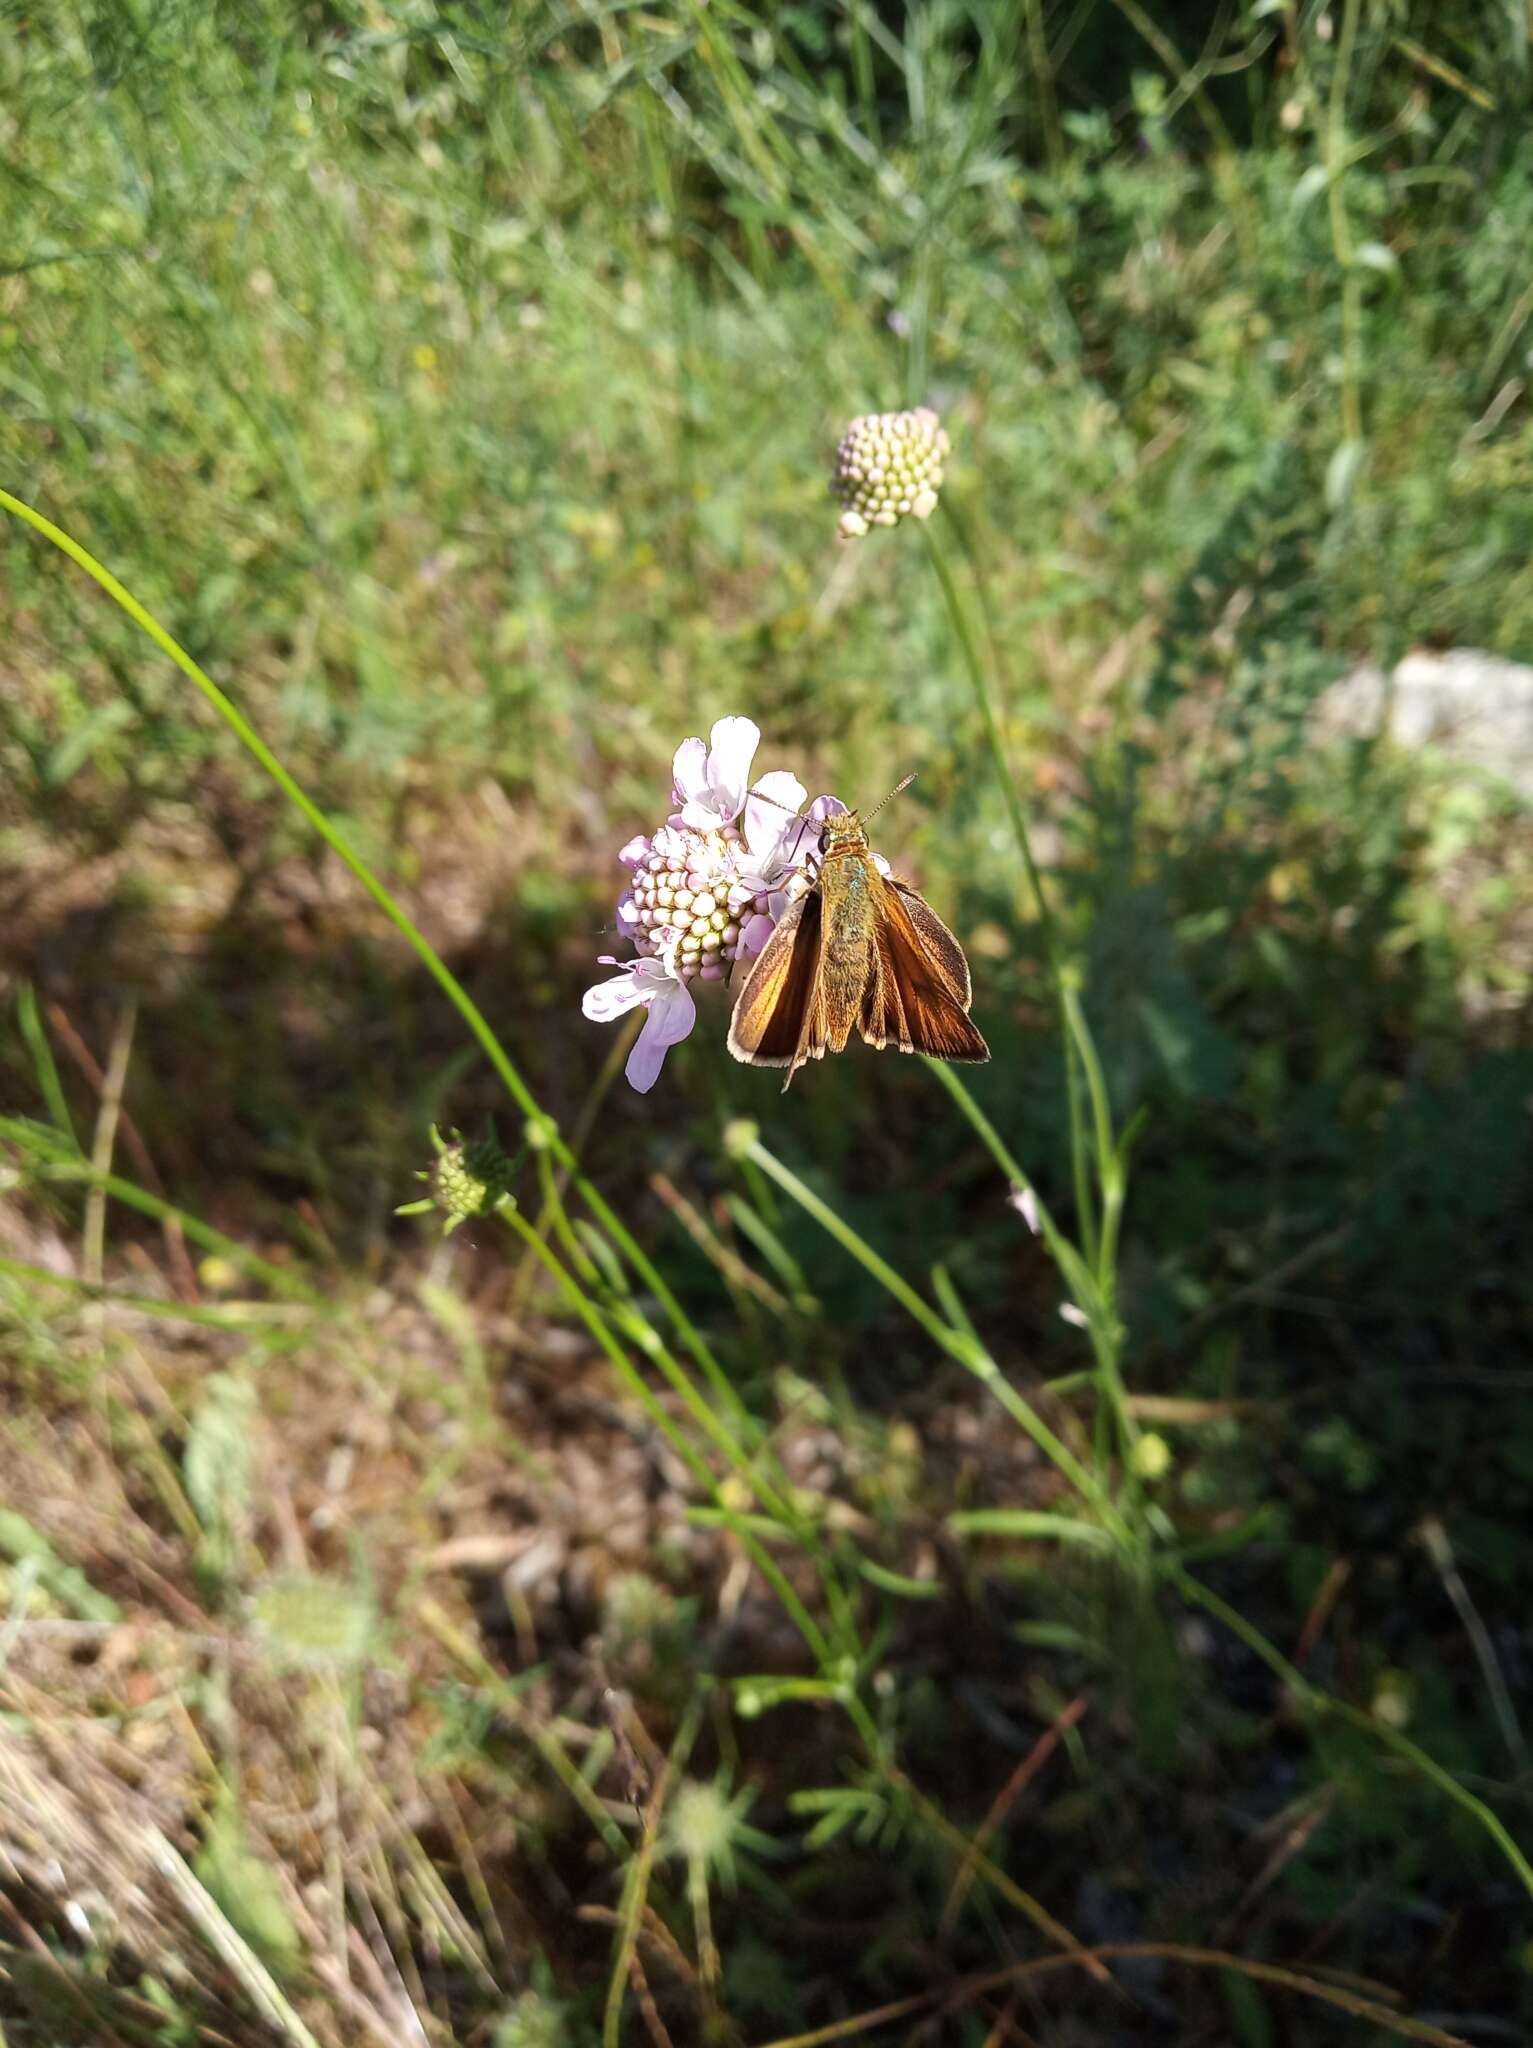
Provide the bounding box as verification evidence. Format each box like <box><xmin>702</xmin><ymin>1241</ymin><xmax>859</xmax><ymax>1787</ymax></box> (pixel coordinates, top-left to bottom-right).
<box><xmin>921</xmin><ymin>512</ymin><xmax>1144</xmax><ymax>1480</ymax></box>
<box><xmin>743</xmin><ymin>1136</ymin><xmax>1129</xmax><ymax>1546</ymax></box>
<box><xmin>1326</xmin><ymin>0</ymin><xmax>1366</xmax><ymax>451</ymax></box>
<box><xmin>501</xmin><ymin>1202</ymin><xmax>833</xmax><ymax>1669</ymax></box>
<box><xmin>0</xmin><ymin>489</ymin><xmax>754</xmax><ymax>1436</ymax></box>
<box><xmin>1167</xmin><ymin>1562</ymin><xmax>1533</xmax><ymax>1904</ymax></box>
<box><xmin>921</xmin><ymin>512</ymin><xmax>1098</xmax><ymax>1267</ymax></box>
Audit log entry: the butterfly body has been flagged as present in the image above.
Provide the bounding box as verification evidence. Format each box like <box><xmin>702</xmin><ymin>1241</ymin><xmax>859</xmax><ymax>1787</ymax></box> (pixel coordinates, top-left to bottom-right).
<box><xmin>728</xmin><ymin>808</ymin><xmax>989</xmax><ymax>1089</ymax></box>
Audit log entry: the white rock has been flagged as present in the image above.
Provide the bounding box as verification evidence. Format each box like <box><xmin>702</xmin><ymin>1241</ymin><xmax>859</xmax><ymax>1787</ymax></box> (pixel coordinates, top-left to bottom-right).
<box><xmin>1319</xmin><ymin>649</ymin><xmax>1533</xmax><ymax>796</ymax></box>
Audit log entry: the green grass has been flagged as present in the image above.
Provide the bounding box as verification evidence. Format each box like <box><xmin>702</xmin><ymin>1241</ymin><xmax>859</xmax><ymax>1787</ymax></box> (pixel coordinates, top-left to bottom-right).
<box><xmin>3</xmin><ymin>3</ymin><xmax>1533</xmax><ymax>2043</ymax></box>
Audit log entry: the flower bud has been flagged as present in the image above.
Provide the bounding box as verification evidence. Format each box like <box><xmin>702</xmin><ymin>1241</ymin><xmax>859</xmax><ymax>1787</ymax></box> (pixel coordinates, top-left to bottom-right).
<box><xmin>721</xmin><ymin>1117</ymin><xmax>759</xmax><ymax>1161</ymax></box>
<box><xmin>1130</xmin><ymin>1431</ymin><xmax>1173</xmax><ymax>1482</ymax></box>
<box><xmin>832</xmin><ymin>407</ymin><xmax>950</xmax><ymax>540</ymax></box>
<box><xmin>419</xmin><ymin>1124</ymin><xmax>517</xmax><ymax>1233</ymax></box>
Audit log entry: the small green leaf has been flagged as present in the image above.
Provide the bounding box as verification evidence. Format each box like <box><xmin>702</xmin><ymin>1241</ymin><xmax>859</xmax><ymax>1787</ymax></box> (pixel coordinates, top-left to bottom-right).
<box><xmin>1290</xmin><ymin>163</ymin><xmax>1331</xmax><ymax>214</ymax></box>
<box><xmin>856</xmin><ymin>1558</ymin><xmax>942</xmax><ymax>1600</ymax></box>
<box><xmin>1325</xmin><ymin>438</ymin><xmax>1365</xmax><ymax>511</ymax></box>
<box><xmin>950</xmin><ymin>1510</ymin><xmax>1114</xmax><ymax>1549</ymax></box>
<box><xmin>0</xmin><ymin>1510</ymin><xmax>118</xmax><ymax>1623</ymax></box>
<box><xmin>193</xmin><ymin>1796</ymin><xmax>301</xmax><ymax>1972</ymax></box>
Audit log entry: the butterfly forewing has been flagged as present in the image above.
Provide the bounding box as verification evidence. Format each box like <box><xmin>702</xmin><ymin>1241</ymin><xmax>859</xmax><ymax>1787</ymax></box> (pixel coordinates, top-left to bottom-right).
<box><xmin>726</xmin><ymin>891</ymin><xmax>824</xmax><ymax>1069</ymax></box>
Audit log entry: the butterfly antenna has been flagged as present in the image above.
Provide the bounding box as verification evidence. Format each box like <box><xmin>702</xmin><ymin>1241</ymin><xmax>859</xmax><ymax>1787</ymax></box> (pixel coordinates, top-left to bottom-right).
<box><xmin>860</xmin><ymin>771</ymin><xmax>916</xmax><ymax>824</ymax></box>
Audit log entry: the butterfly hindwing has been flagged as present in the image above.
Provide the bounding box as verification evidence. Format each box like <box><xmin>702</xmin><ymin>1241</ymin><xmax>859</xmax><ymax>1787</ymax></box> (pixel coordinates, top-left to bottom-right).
<box><xmin>861</xmin><ymin>880</ymin><xmax>989</xmax><ymax>1062</ymax></box>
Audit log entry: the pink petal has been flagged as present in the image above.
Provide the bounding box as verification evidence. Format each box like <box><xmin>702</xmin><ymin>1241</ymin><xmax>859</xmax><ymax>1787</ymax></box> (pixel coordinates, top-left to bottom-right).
<box><xmin>624</xmin><ymin>980</ymin><xmax>696</xmax><ymax>1092</ymax></box>
<box><xmin>704</xmin><ymin>716</ymin><xmax>760</xmax><ymax>822</ymax></box>
<box><xmin>738</xmin><ymin>912</ymin><xmax>776</xmax><ymax>959</ymax></box>
<box><xmin>617</xmin><ymin>834</ymin><xmax>650</xmax><ymax>868</ymax></box>
<box><xmin>678</xmin><ymin>795</ymin><xmax>724</xmax><ymax>830</ymax></box>
<box><xmin>671</xmin><ymin>736</ymin><xmax>709</xmax><ymax>807</ymax></box>
<box><xmin>744</xmin><ymin>770</ymin><xmax>808</xmax><ymax>862</ymax></box>
<box><xmin>583</xmin><ymin>968</ymin><xmax>651</xmax><ymax>1024</ymax></box>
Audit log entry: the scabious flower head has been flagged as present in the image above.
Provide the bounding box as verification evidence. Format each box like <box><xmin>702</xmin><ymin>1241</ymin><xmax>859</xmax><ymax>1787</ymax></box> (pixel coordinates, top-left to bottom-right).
<box><xmin>832</xmin><ymin>407</ymin><xmax>950</xmax><ymax>540</ymax></box>
<box><xmin>620</xmin><ymin>823</ymin><xmax>746</xmax><ymax>983</ymax></box>
<box><xmin>585</xmin><ymin>717</ymin><xmax>844</xmax><ymax>1093</ymax></box>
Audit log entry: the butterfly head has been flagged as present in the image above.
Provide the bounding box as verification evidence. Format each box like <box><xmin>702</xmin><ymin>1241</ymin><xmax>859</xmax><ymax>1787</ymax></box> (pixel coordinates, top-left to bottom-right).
<box><xmin>817</xmin><ymin>809</ymin><xmax>869</xmax><ymax>859</ymax></box>
<box><xmin>816</xmin><ymin>772</ymin><xmax>914</xmax><ymax>860</ymax></box>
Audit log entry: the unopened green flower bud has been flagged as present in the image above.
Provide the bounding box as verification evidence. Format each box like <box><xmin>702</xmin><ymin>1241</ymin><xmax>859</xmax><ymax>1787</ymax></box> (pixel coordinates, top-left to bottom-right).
<box><xmin>832</xmin><ymin>407</ymin><xmax>950</xmax><ymax>540</ymax></box>
<box><xmin>721</xmin><ymin>1117</ymin><xmax>759</xmax><ymax>1161</ymax></box>
<box><xmin>1130</xmin><ymin>1431</ymin><xmax>1172</xmax><ymax>1482</ymax></box>
<box><xmin>421</xmin><ymin>1123</ymin><xmax>516</xmax><ymax>1232</ymax></box>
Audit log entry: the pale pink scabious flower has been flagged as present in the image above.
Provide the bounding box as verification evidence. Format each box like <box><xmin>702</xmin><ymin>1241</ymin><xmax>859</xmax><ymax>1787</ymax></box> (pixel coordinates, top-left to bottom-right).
<box><xmin>585</xmin><ymin>717</ymin><xmax>835</xmax><ymax>1092</ymax></box>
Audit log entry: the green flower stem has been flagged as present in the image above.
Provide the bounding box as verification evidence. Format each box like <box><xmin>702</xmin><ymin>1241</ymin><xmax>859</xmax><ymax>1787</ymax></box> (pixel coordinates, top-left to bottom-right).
<box><xmin>743</xmin><ymin>1136</ymin><xmax>1129</xmax><ymax>1546</ymax></box>
<box><xmin>0</xmin><ymin>490</ymin><xmax>752</xmax><ymax>1439</ymax></box>
<box><xmin>511</xmin><ymin>1008</ymin><xmax>640</xmax><ymax>1307</ymax></box>
<box><xmin>504</xmin><ymin>1185</ymin><xmax>863</xmax><ymax>1672</ymax></box>
<box><xmin>533</xmin><ymin>1146</ymin><xmax>605</xmax><ymax>1291</ymax></box>
<box><xmin>0</xmin><ymin>494</ymin><xmax>871</xmax><ymax>1702</ymax></box>
<box><xmin>527</xmin><ymin>1149</ymin><xmax>836</xmax><ymax>1594</ymax></box>
<box><xmin>2</xmin><ymin>1115</ymin><xmax>320</xmax><ymax>1306</ymax></box>
<box><xmin>574</xmin><ymin>1166</ymin><xmax>759</xmax><ymax>1431</ymax></box>
<box><xmin>0</xmin><ymin>1253</ymin><xmax>314</xmax><ymax>1332</ymax></box>
<box><xmin>925</xmin><ymin>1059</ymin><xmax>1139</xmax><ymax>1495</ymax></box>
<box><xmin>921</xmin><ymin>509</ymin><xmax>1098</xmax><ymax>1268</ymax></box>
<box><xmin>0</xmin><ymin>490</ymin><xmax>547</xmax><ymax>1123</ymax></box>
<box><xmin>920</xmin><ymin>1063</ymin><xmax>1078</xmax><ymax>1291</ymax></box>
<box><xmin>1058</xmin><ymin>988</ymin><xmax>1138</xmax><ymax>1477</ymax></box>
<box><xmin>1061</xmin><ymin>986</ymin><xmax>1122</xmax><ymax>1296</ymax></box>
<box><xmin>918</xmin><ymin>514</ymin><xmax>1140</xmax><ymax>1482</ymax></box>
<box><xmin>501</xmin><ymin>1202</ymin><xmax>833</xmax><ymax>1671</ymax></box>
<box><xmin>1166</xmin><ymin>1563</ymin><xmax>1533</xmax><ymax>1905</ymax></box>
<box><xmin>1325</xmin><ymin>0</ymin><xmax>1366</xmax><ymax>453</ymax></box>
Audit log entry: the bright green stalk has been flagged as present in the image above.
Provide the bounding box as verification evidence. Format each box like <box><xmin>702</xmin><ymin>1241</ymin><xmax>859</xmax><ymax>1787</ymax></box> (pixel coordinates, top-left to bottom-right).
<box><xmin>920</xmin><ymin>511</ymin><xmax>1142</xmax><ymax>1483</ymax></box>
<box><xmin>0</xmin><ymin>490</ymin><xmax>887</xmax><ymax>1741</ymax></box>
<box><xmin>741</xmin><ymin>1134</ymin><xmax>1129</xmax><ymax>1547</ymax></box>
<box><xmin>920</xmin><ymin>510</ymin><xmax>1098</xmax><ymax>1267</ymax></box>
<box><xmin>500</xmin><ymin>1202</ymin><xmax>832</xmax><ymax>1671</ymax></box>
<box><xmin>1167</xmin><ymin>1563</ymin><xmax>1533</xmax><ymax>1904</ymax></box>
<box><xmin>0</xmin><ymin>489</ymin><xmax>752</xmax><ymax>1436</ymax></box>
<box><xmin>920</xmin><ymin>1062</ymin><xmax>1097</xmax><ymax>1314</ymax></box>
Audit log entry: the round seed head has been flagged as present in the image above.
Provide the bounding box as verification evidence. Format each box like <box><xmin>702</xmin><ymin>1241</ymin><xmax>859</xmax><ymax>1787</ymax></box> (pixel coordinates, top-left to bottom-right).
<box><xmin>831</xmin><ymin>407</ymin><xmax>950</xmax><ymax>540</ymax></box>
